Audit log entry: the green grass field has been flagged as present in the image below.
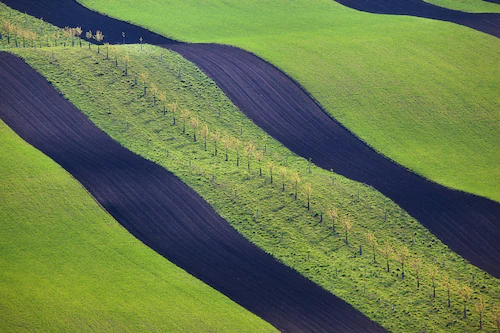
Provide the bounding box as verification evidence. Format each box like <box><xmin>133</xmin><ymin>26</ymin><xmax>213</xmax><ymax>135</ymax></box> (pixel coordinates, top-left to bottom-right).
<box><xmin>425</xmin><ymin>0</ymin><xmax>500</xmax><ymax>13</ymax></box>
<box><xmin>0</xmin><ymin>120</ymin><xmax>277</xmax><ymax>332</ymax></box>
<box><xmin>7</xmin><ymin>39</ymin><xmax>499</xmax><ymax>332</ymax></box>
<box><xmin>77</xmin><ymin>0</ymin><xmax>500</xmax><ymax>203</ymax></box>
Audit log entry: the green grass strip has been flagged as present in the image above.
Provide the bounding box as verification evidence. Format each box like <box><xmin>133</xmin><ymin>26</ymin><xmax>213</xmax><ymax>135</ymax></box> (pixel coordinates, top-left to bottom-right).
<box><xmin>74</xmin><ymin>0</ymin><xmax>500</xmax><ymax>202</ymax></box>
<box><xmin>7</xmin><ymin>41</ymin><xmax>499</xmax><ymax>332</ymax></box>
<box><xmin>0</xmin><ymin>119</ymin><xmax>277</xmax><ymax>332</ymax></box>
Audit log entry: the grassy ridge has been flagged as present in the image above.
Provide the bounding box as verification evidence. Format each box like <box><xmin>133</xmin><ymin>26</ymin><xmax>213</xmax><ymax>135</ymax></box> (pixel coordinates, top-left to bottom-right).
<box><xmin>0</xmin><ymin>120</ymin><xmax>277</xmax><ymax>332</ymax></box>
<box><xmin>424</xmin><ymin>0</ymin><xmax>500</xmax><ymax>13</ymax></box>
<box><xmin>9</xmin><ymin>41</ymin><xmax>500</xmax><ymax>332</ymax></box>
<box><xmin>77</xmin><ymin>0</ymin><xmax>500</xmax><ymax>202</ymax></box>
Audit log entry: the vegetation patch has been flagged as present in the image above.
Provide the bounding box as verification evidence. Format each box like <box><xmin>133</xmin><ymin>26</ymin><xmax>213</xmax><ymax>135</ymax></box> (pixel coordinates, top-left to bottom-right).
<box><xmin>5</xmin><ymin>32</ymin><xmax>500</xmax><ymax>330</ymax></box>
<box><xmin>76</xmin><ymin>0</ymin><xmax>500</xmax><ymax>202</ymax></box>
<box><xmin>0</xmin><ymin>119</ymin><xmax>277</xmax><ymax>333</ymax></box>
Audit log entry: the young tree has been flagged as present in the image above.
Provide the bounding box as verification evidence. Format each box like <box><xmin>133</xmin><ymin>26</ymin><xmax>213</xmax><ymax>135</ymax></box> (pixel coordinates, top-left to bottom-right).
<box><xmin>66</xmin><ymin>27</ymin><xmax>76</xmax><ymax>46</ymax></box>
<box><xmin>122</xmin><ymin>54</ymin><xmax>130</xmax><ymax>76</ymax></box>
<box><xmin>159</xmin><ymin>90</ymin><xmax>167</xmax><ymax>115</ymax></box>
<box><xmin>380</xmin><ymin>241</ymin><xmax>393</xmax><ymax>272</ymax></box>
<box><xmin>342</xmin><ymin>217</ymin><xmax>353</xmax><ymax>245</ymax></box>
<box><xmin>150</xmin><ymin>83</ymin><xmax>159</xmax><ymax>106</ymax></box>
<box><xmin>292</xmin><ymin>172</ymin><xmax>300</xmax><ymax>200</ymax></box>
<box><xmin>212</xmin><ymin>129</ymin><xmax>221</xmax><ymax>156</ymax></box>
<box><xmin>304</xmin><ymin>183</ymin><xmax>312</xmax><ymax>210</ymax></box>
<box><xmin>28</xmin><ymin>30</ymin><xmax>37</xmax><ymax>50</ymax></box>
<box><xmin>327</xmin><ymin>207</ymin><xmax>338</xmax><ymax>234</ymax></box>
<box><xmin>75</xmin><ymin>27</ymin><xmax>82</xmax><ymax>47</ymax></box>
<box><xmin>475</xmin><ymin>295</ymin><xmax>486</xmax><ymax>330</ymax></box>
<box><xmin>11</xmin><ymin>25</ymin><xmax>18</xmax><ymax>47</ymax></box>
<box><xmin>429</xmin><ymin>265</ymin><xmax>438</xmax><ymax>298</ymax></box>
<box><xmin>109</xmin><ymin>45</ymin><xmax>118</xmax><ymax>66</ymax></box>
<box><xmin>2</xmin><ymin>20</ymin><xmax>12</xmax><ymax>44</ymax></box>
<box><xmin>244</xmin><ymin>142</ymin><xmax>255</xmax><ymax>171</ymax></box>
<box><xmin>395</xmin><ymin>246</ymin><xmax>409</xmax><ymax>279</ymax></box>
<box><xmin>18</xmin><ymin>28</ymin><xmax>26</xmax><ymax>48</ymax></box>
<box><xmin>222</xmin><ymin>137</ymin><xmax>232</xmax><ymax>161</ymax></box>
<box><xmin>268</xmin><ymin>161</ymin><xmax>275</xmax><ymax>183</ymax></box>
<box><xmin>278</xmin><ymin>167</ymin><xmax>287</xmax><ymax>191</ymax></box>
<box><xmin>180</xmin><ymin>109</ymin><xmax>191</xmax><ymax>134</ymax></box>
<box><xmin>85</xmin><ymin>30</ymin><xmax>92</xmax><ymax>49</ymax></box>
<box><xmin>201</xmin><ymin>125</ymin><xmax>209</xmax><ymax>150</ymax></box>
<box><xmin>168</xmin><ymin>101</ymin><xmax>178</xmax><ymax>125</ymax></box>
<box><xmin>444</xmin><ymin>276</ymin><xmax>452</xmax><ymax>308</ymax></box>
<box><xmin>233</xmin><ymin>138</ymin><xmax>241</xmax><ymax>166</ymax></box>
<box><xmin>190</xmin><ymin>117</ymin><xmax>199</xmax><ymax>142</ymax></box>
<box><xmin>104</xmin><ymin>42</ymin><xmax>110</xmax><ymax>59</ymax></box>
<box><xmin>367</xmin><ymin>231</ymin><xmax>377</xmax><ymax>263</ymax></box>
<box><xmin>254</xmin><ymin>150</ymin><xmax>264</xmax><ymax>176</ymax></box>
<box><xmin>94</xmin><ymin>30</ymin><xmax>104</xmax><ymax>53</ymax></box>
<box><xmin>52</xmin><ymin>30</ymin><xmax>60</xmax><ymax>47</ymax></box>
<box><xmin>493</xmin><ymin>309</ymin><xmax>500</xmax><ymax>333</ymax></box>
<box><xmin>457</xmin><ymin>284</ymin><xmax>472</xmax><ymax>319</ymax></box>
<box><xmin>410</xmin><ymin>257</ymin><xmax>423</xmax><ymax>289</ymax></box>
<box><xmin>139</xmin><ymin>73</ymin><xmax>148</xmax><ymax>96</ymax></box>
<box><xmin>63</xmin><ymin>26</ymin><xmax>72</xmax><ymax>46</ymax></box>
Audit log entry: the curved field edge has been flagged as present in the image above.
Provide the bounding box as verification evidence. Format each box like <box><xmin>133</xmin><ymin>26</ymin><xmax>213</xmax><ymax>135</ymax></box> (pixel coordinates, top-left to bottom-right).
<box><xmin>75</xmin><ymin>0</ymin><xmax>500</xmax><ymax>202</ymax></box>
<box><xmin>0</xmin><ymin>121</ymin><xmax>277</xmax><ymax>332</ymax></box>
<box><xmin>1</xmin><ymin>51</ymin><xmax>389</xmax><ymax>333</ymax></box>
<box><xmin>8</xmin><ymin>42</ymin><xmax>500</xmax><ymax>332</ymax></box>
<box><xmin>424</xmin><ymin>0</ymin><xmax>500</xmax><ymax>13</ymax></box>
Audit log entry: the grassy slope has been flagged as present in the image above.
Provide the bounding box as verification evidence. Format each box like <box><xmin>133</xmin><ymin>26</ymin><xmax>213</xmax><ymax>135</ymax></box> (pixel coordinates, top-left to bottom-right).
<box><xmin>424</xmin><ymin>0</ymin><xmax>500</xmax><ymax>13</ymax></box>
<box><xmin>77</xmin><ymin>0</ymin><xmax>500</xmax><ymax>202</ymax></box>
<box><xmin>9</xmin><ymin>41</ymin><xmax>499</xmax><ymax>332</ymax></box>
<box><xmin>0</xmin><ymin>120</ymin><xmax>277</xmax><ymax>333</ymax></box>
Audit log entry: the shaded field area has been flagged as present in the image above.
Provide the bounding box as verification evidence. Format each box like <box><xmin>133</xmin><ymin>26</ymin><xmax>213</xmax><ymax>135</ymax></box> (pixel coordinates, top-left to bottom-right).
<box><xmin>12</xmin><ymin>41</ymin><xmax>500</xmax><ymax>332</ymax></box>
<box><xmin>0</xmin><ymin>52</ymin><xmax>386</xmax><ymax>333</ymax></box>
<box><xmin>2</xmin><ymin>0</ymin><xmax>499</xmax><ymax>278</ymax></box>
<box><xmin>424</xmin><ymin>0</ymin><xmax>500</xmax><ymax>13</ymax></box>
<box><xmin>0</xmin><ymin>122</ymin><xmax>277</xmax><ymax>333</ymax></box>
<box><xmin>168</xmin><ymin>43</ymin><xmax>500</xmax><ymax>279</ymax></box>
<box><xmin>74</xmin><ymin>0</ymin><xmax>500</xmax><ymax>203</ymax></box>
<box><xmin>334</xmin><ymin>0</ymin><xmax>500</xmax><ymax>36</ymax></box>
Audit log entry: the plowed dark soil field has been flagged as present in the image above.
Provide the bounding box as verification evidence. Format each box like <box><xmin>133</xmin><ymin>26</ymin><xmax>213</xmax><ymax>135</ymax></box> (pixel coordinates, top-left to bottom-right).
<box><xmin>334</xmin><ymin>0</ymin><xmax>500</xmax><ymax>37</ymax></box>
<box><xmin>2</xmin><ymin>0</ymin><xmax>500</xmax><ymax>278</ymax></box>
<box><xmin>0</xmin><ymin>52</ymin><xmax>387</xmax><ymax>332</ymax></box>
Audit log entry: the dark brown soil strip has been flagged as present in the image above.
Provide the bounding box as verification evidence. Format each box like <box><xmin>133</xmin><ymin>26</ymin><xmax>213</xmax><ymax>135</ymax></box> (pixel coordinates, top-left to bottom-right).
<box><xmin>0</xmin><ymin>52</ymin><xmax>387</xmax><ymax>332</ymax></box>
<box><xmin>333</xmin><ymin>0</ymin><xmax>500</xmax><ymax>37</ymax></box>
<box><xmin>167</xmin><ymin>43</ymin><xmax>500</xmax><ymax>280</ymax></box>
<box><xmin>2</xmin><ymin>0</ymin><xmax>500</xmax><ymax>278</ymax></box>
<box><xmin>485</xmin><ymin>0</ymin><xmax>500</xmax><ymax>5</ymax></box>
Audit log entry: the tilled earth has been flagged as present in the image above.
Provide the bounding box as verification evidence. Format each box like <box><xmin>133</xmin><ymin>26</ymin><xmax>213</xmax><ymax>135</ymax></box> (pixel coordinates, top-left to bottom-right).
<box><xmin>0</xmin><ymin>52</ymin><xmax>387</xmax><ymax>333</ymax></box>
<box><xmin>1</xmin><ymin>0</ymin><xmax>499</xmax><ymax>325</ymax></box>
<box><xmin>2</xmin><ymin>0</ymin><xmax>500</xmax><ymax>279</ymax></box>
<box><xmin>334</xmin><ymin>0</ymin><xmax>500</xmax><ymax>37</ymax></box>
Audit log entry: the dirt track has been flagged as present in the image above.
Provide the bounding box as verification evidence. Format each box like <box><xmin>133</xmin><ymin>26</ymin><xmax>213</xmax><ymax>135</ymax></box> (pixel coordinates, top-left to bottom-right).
<box><xmin>2</xmin><ymin>0</ymin><xmax>500</xmax><ymax>277</ymax></box>
<box><xmin>334</xmin><ymin>0</ymin><xmax>500</xmax><ymax>37</ymax></box>
<box><xmin>0</xmin><ymin>52</ymin><xmax>388</xmax><ymax>332</ymax></box>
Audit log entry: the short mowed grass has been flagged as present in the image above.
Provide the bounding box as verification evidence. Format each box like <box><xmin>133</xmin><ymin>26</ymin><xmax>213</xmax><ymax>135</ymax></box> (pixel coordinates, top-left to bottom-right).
<box><xmin>78</xmin><ymin>0</ymin><xmax>500</xmax><ymax>202</ymax></box>
<box><xmin>424</xmin><ymin>0</ymin><xmax>500</xmax><ymax>13</ymax></box>
<box><xmin>8</xmin><ymin>39</ymin><xmax>500</xmax><ymax>332</ymax></box>
<box><xmin>0</xmin><ymin>121</ymin><xmax>277</xmax><ymax>332</ymax></box>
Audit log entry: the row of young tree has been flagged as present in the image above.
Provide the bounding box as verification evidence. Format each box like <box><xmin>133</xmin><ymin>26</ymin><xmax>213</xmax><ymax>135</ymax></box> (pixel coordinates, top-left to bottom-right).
<box><xmin>57</xmin><ymin>39</ymin><xmax>500</xmax><ymax>332</ymax></box>
<box><xmin>365</xmin><ymin>233</ymin><xmax>498</xmax><ymax>329</ymax></box>
<box><xmin>133</xmin><ymin>64</ymin><xmax>500</xmax><ymax>332</ymax></box>
<box><xmin>1</xmin><ymin>20</ymin><xmax>38</xmax><ymax>48</ymax></box>
<box><xmin>0</xmin><ymin>20</ymin><xmax>108</xmax><ymax>50</ymax></box>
